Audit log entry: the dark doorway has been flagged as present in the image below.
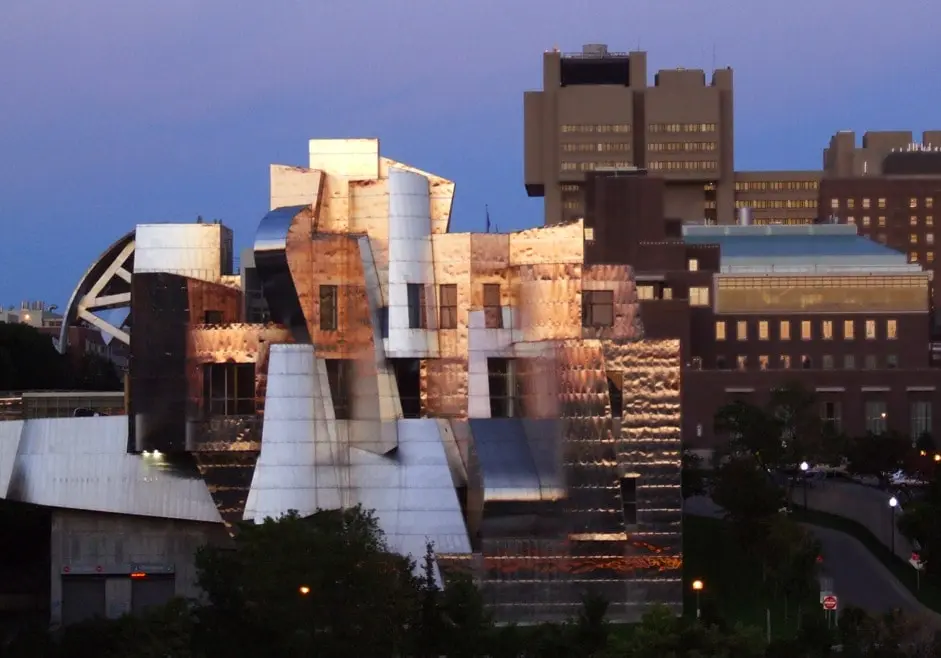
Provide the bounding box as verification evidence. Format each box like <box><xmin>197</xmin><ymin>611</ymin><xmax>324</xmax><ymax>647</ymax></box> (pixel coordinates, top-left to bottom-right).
<box><xmin>389</xmin><ymin>358</ymin><xmax>421</xmax><ymax>418</ymax></box>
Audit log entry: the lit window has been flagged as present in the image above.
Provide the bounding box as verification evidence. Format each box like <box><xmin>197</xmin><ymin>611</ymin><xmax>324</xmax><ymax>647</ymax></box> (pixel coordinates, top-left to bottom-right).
<box><xmin>846</xmin><ymin>199</ymin><xmax>855</xmax><ymax>209</ymax></box>
<box><xmin>779</xmin><ymin>320</ymin><xmax>791</xmax><ymax>340</ymax></box>
<box><xmin>866</xmin><ymin>400</ymin><xmax>887</xmax><ymax>435</ymax></box>
<box><xmin>844</xmin><ymin>319</ymin><xmax>854</xmax><ymax>340</ymax></box>
<box><xmin>878</xmin><ymin>216</ymin><xmax>886</xmax><ymax>227</ymax></box>
<box><xmin>822</xmin><ymin>320</ymin><xmax>833</xmax><ymax>340</ymax></box>
<box><xmin>758</xmin><ymin>320</ymin><xmax>769</xmax><ymax>340</ymax></box>
<box><xmin>688</xmin><ymin>258</ymin><xmax>699</xmax><ymax>271</ymax></box>
<box><xmin>830</xmin><ymin>198</ymin><xmax>839</xmax><ymax>210</ymax></box>
<box><xmin>715</xmin><ymin>321</ymin><xmax>726</xmax><ymax>340</ymax></box>
<box><xmin>637</xmin><ymin>285</ymin><xmax>654</xmax><ymax>300</ymax></box>
<box><xmin>736</xmin><ymin>355</ymin><xmax>747</xmax><ymax>371</ymax></box>
<box><xmin>887</xmin><ymin>319</ymin><xmax>897</xmax><ymax>339</ymax></box>
<box><xmin>911</xmin><ymin>233</ymin><xmax>919</xmax><ymax>244</ymax></box>
<box><xmin>690</xmin><ymin>287</ymin><xmax>710</xmax><ymax>306</ymax></box>
<box><xmin>862</xmin><ymin>198</ymin><xmax>871</xmax><ymax>209</ymax></box>
<box><xmin>928</xmin><ymin>234</ymin><xmax>935</xmax><ymax>245</ymax></box>
<box><xmin>928</xmin><ymin>216</ymin><xmax>935</xmax><ymax>227</ymax></box>
<box><xmin>911</xmin><ymin>215</ymin><xmax>919</xmax><ymax>226</ymax></box>
<box><xmin>759</xmin><ymin>355</ymin><xmax>769</xmax><ymax>370</ymax></box>
<box><xmin>929</xmin><ymin>252</ymin><xmax>935</xmax><ymax>263</ymax></box>
<box><xmin>801</xmin><ymin>320</ymin><xmax>812</xmax><ymax>340</ymax></box>
<box><xmin>927</xmin><ymin>198</ymin><xmax>935</xmax><ymax>209</ymax></box>
<box><xmin>849</xmin><ymin>216</ymin><xmax>857</xmax><ymax>225</ymax></box>
<box><xmin>662</xmin><ymin>287</ymin><xmax>673</xmax><ymax>300</ymax></box>
<box><xmin>878</xmin><ymin>198</ymin><xmax>887</xmax><ymax>208</ymax></box>
<box><xmin>780</xmin><ymin>355</ymin><xmax>791</xmax><ymax>369</ymax></box>
<box><xmin>737</xmin><ymin>320</ymin><xmax>748</xmax><ymax>340</ymax></box>
<box><xmin>865</xmin><ymin>319</ymin><xmax>876</xmax><ymax>340</ymax></box>
<box><xmin>862</xmin><ymin>216</ymin><xmax>871</xmax><ymax>227</ymax></box>
<box><xmin>584</xmin><ymin>227</ymin><xmax>594</xmax><ymax>241</ymax></box>
<box><xmin>910</xmin><ymin>197</ymin><xmax>919</xmax><ymax>208</ymax></box>
<box><xmin>910</xmin><ymin>252</ymin><xmax>919</xmax><ymax>263</ymax></box>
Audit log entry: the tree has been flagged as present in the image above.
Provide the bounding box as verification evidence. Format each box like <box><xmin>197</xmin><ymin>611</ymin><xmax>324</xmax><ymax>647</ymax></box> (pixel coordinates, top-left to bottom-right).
<box><xmin>844</xmin><ymin>431</ymin><xmax>913</xmax><ymax>490</ymax></box>
<box><xmin>68</xmin><ymin>352</ymin><xmax>122</xmax><ymax>391</ymax></box>
<box><xmin>0</xmin><ymin>322</ymin><xmax>71</xmax><ymax>391</ymax></box>
<box><xmin>681</xmin><ymin>450</ymin><xmax>707</xmax><ymax>499</ymax></box>
<box><xmin>898</xmin><ymin>474</ymin><xmax>941</xmax><ymax>577</ymax></box>
<box><xmin>612</xmin><ymin>605</ymin><xmax>765</xmax><ymax>658</ymax></box>
<box><xmin>763</xmin><ymin>516</ymin><xmax>821</xmax><ymax>620</ymax></box>
<box><xmin>192</xmin><ymin>507</ymin><xmax>419</xmax><ymax>658</ymax></box>
<box><xmin>711</xmin><ymin>457</ymin><xmax>786</xmax><ymax>546</ymax></box>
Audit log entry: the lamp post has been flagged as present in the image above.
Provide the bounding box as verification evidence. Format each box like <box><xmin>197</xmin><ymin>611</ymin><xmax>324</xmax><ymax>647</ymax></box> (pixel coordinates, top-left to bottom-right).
<box><xmin>298</xmin><ymin>585</ymin><xmax>311</xmax><ymax>596</ymax></box>
<box><xmin>889</xmin><ymin>497</ymin><xmax>899</xmax><ymax>556</ymax></box>
<box><xmin>692</xmin><ymin>579</ymin><xmax>704</xmax><ymax>619</ymax></box>
<box><xmin>800</xmin><ymin>461</ymin><xmax>810</xmax><ymax>510</ymax></box>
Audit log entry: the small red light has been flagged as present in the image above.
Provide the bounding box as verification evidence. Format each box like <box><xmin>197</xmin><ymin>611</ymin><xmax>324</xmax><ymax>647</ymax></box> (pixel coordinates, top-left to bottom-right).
<box><xmin>62</xmin><ymin>566</ymin><xmax>70</xmax><ymax>574</ymax></box>
<box><xmin>130</xmin><ymin>572</ymin><xmax>147</xmax><ymax>579</ymax></box>
<box><xmin>912</xmin><ymin>553</ymin><xmax>921</xmax><ymax>562</ymax></box>
<box><xmin>816</xmin><ymin>555</ymin><xmax>824</xmax><ymax>563</ymax></box>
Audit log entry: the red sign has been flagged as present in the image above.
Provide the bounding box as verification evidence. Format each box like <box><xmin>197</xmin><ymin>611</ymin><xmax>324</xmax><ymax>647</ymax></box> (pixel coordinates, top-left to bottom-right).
<box><xmin>822</xmin><ymin>595</ymin><xmax>838</xmax><ymax>611</ymax></box>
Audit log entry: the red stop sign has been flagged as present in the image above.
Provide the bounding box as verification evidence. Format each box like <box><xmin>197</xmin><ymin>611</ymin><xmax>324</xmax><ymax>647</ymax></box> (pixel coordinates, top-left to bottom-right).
<box><xmin>822</xmin><ymin>595</ymin><xmax>838</xmax><ymax>611</ymax></box>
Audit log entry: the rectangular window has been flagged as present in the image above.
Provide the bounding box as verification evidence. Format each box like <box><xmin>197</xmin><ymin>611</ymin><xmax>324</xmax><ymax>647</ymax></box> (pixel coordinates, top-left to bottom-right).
<box><xmin>865</xmin><ymin>354</ymin><xmax>877</xmax><ymax>370</ymax></box>
<box><xmin>438</xmin><ymin>284</ymin><xmax>458</xmax><ymax>329</ymax></box>
<box><xmin>325</xmin><ymin>359</ymin><xmax>353</xmax><ymax>419</ymax></box>
<box><xmin>715</xmin><ymin>321</ymin><xmax>726</xmax><ymax>340</ymax></box>
<box><xmin>911</xmin><ymin>233</ymin><xmax>919</xmax><ymax>244</ymax></box>
<box><xmin>862</xmin><ymin>198</ymin><xmax>871</xmax><ymax>209</ymax></box>
<box><xmin>607</xmin><ymin>372</ymin><xmax>623</xmax><ymax>418</ymax></box>
<box><xmin>689</xmin><ymin>287</ymin><xmax>710</xmax><ymax>306</ymax></box>
<box><xmin>928</xmin><ymin>234</ymin><xmax>935</xmax><ymax>245</ymax></box>
<box><xmin>911</xmin><ymin>197</ymin><xmax>919</xmax><ymax>208</ymax></box>
<box><xmin>780</xmin><ymin>355</ymin><xmax>791</xmax><ymax>369</ymax></box>
<box><xmin>688</xmin><ymin>258</ymin><xmax>699</xmax><ymax>271</ymax></box>
<box><xmin>319</xmin><ymin>285</ymin><xmax>338</xmax><ymax>331</ymax></box>
<box><xmin>758</xmin><ymin>320</ymin><xmax>769</xmax><ymax>340</ymax></box>
<box><xmin>483</xmin><ymin>283</ymin><xmax>502</xmax><ymax>329</ymax></box>
<box><xmin>407</xmin><ymin>284</ymin><xmax>427</xmax><ymax>329</ymax></box>
<box><xmin>911</xmin><ymin>216</ymin><xmax>919</xmax><ymax>227</ymax></box>
<box><xmin>843</xmin><ymin>354</ymin><xmax>855</xmax><ymax>369</ymax></box>
<box><xmin>822</xmin><ymin>354</ymin><xmax>834</xmax><ymax>370</ymax></box>
<box><xmin>620</xmin><ymin>475</ymin><xmax>638</xmax><ymax>526</ymax></box>
<box><xmin>846</xmin><ymin>198</ymin><xmax>855</xmax><ymax>209</ymax></box>
<box><xmin>203</xmin><ymin>363</ymin><xmax>256</xmax><ymax>416</ymax></box>
<box><xmin>929</xmin><ymin>252</ymin><xmax>935</xmax><ymax>263</ymax></box>
<box><xmin>844</xmin><ymin>320</ymin><xmax>855</xmax><ymax>340</ymax></box>
<box><xmin>736</xmin><ymin>320</ymin><xmax>747</xmax><ymax>340</ymax></box>
<box><xmin>487</xmin><ymin>358</ymin><xmax>521</xmax><ymax>418</ymax></box>
<box><xmin>582</xmin><ymin>290</ymin><xmax>615</xmax><ymax>327</ymax></box>
<box><xmin>861</xmin><ymin>216</ymin><xmax>870</xmax><ymax>226</ymax></box>
<box><xmin>821</xmin><ymin>401</ymin><xmax>842</xmax><ymax>434</ymax></box>
<box><xmin>584</xmin><ymin>227</ymin><xmax>595</xmax><ymax>242</ymax></box>
<box><xmin>929</xmin><ymin>216</ymin><xmax>935</xmax><ymax>227</ymax></box>
<box><xmin>736</xmin><ymin>355</ymin><xmax>747</xmax><ymax>371</ymax></box>
<box><xmin>865</xmin><ymin>319</ymin><xmax>876</xmax><ymax>340</ymax></box>
<box><xmin>801</xmin><ymin>320</ymin><xmax>812</xmax><ymax>340</ymax></box>
<box><xmin>928</xmin><ymin>198</ymin><xmax>935</xmax><ymax>209</ymax></box>
<box><xmin>779</xmin><ymin>320</ymin><xmax>791</xmax><ymax>340</ymax></box>
<box><xmin>865</xmin><ymin>400</ymin><xmax>887</xmax><ymax>435</ymax></box>
<box><xmin>886</xmin><ymin>319</ymin><xmax>897</xmax><ymax>339</ymax></box>
<box><xmin>801</xmin><ymin>355</ymin><xmax>812</xmax><ymax>369</ymax></box>
<box><xmin>911</xmin><ymin>401</ymin><xmax>932</xmax><ymax>441</ymax></box>
<box><xmin>203</xmin><ymin>310</ymin><xmax>224</xmax><ymax>324</ymax></box>
<box><xmin>759</xmin><ymin>355</ymin><xmax>769</xmax><ymax>370</ymax></box>
<box><xmin>887</xmin><ymin>354</ymin><xmax>898</xmax><ymax>368</ymax></box>
<box><xmin>637</xmin><ymin>285</ymin><xmax>655</xmax><ymax>300</ymax></box>
<box><xmin>878</xmin><ymin>198</ymin><xmax>886</xmax><ymax>209</ymax></box>
<box><xmin>822</xmin><ymin>320</ymin><xmax>833</xmax><ymax>340</ymax></box>
<box><xmin>878</xmin><ymin>216</ymin><xmax>887</xmax><ymax>227</ymax></box>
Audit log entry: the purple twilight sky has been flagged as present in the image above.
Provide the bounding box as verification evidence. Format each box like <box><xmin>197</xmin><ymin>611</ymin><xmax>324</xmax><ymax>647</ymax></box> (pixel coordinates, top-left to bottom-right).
<box><xmin>1</xmin><ymin>0</ymin><xmax>939</xmax><ymax>309</ymax></box>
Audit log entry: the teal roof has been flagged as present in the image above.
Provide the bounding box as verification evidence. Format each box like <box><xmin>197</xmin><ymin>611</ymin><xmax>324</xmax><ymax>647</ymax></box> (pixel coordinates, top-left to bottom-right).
<box><xmin>683</xmin><ymin>234</ymin><xmax>901</xmax><ymax>259</ymax></box>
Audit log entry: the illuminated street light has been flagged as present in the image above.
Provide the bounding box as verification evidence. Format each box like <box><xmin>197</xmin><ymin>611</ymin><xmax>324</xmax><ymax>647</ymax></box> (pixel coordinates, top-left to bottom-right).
<box><xmin>889</xmin><ymin>497</ymin><xmax>899</xmax><ymax>556</ymax></box>
<box><xmin>934</xmin><ymin>454</ymin><xmax>940</xmax><ymax>463</ymax></box>
<box><xmin>692</xmin><ymin>579</ymin><xmax>704</xmax><ymax>619</ymax></box>
<box><xmin>299</xmin><ymin>585</ymin><xmax>311</xmax><ymax>595</ymax></box>
<box><xmin>800</xmin><ymin>462</ymin><xmax>810</xmax><ymax>509</ymax></box>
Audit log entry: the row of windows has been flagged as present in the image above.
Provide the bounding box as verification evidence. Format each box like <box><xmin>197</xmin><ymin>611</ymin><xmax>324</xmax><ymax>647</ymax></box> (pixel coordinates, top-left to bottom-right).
<box><xmin>647</xmin><ymin>160</ymin><xmax>717</xmax><ymax>171</ymax></box>
<box><xmin>708</xmin><ymin>353</ymin><xmax>900</xmax><ymax>371</ymax></box>
<box><xmin>648</xmin><ymin>123</ymin><xmax>717</xmax><ymax>133</ymax></box>
<box><xmin>561</xmin><ymin>142</ymin><xmax>632</xmax><ymax>153</ymax></box>
<box><xmin>734</xmin><ymin>181</ymin><xmax>820</xmax><ymax>192</ymax></box>
<box><xmin>831</xmin><ymin>197</ymin><xmax>936</xmax><ymax>210</ymax></box>
<box><xmin>734</xmin><ymin>199</ymin><xmax>818</xmax><ymax>210</ymax></box>
<box><xmin>718</xmin><ymin>275</ymin><xmax>925</xmax><ymax>290</ymax></box>
<box><xmin>560</xmin><ymin>184</ymin><xmax>581</xmax><ymax>193</ymax></box>
<box><xmin>821</xmin><ymin>400</ymin><xmax>930</xmax><ymax>438</ymax></box>
<box><xmin>636</xmin><ymin>284</ymin><xmax>710</xmax><ymax>306</ymax></box>
<box><xmin>848</xmin><ymin>215</ymin><xmax>934</xmax><ymax>227</ymax></box>
<box><xmin>753</xmin><ymin>218</ymin><xmax>815</xmax><ymax>226</ymax></box>
<box><xmin>561</xmin><ymin>160</ymin><xmax>633</xmax><ymax>171</ymax></box>
<box><xmin>647</xmin><ymin>141</ymin><xmax>717</xmax><ymax>152</ymax></box>
<box><xmin>909</xmin><ymin>251</ymin><xmax>935</xmax><ymax>264</ymax></box>
<box><xmin>715</xmin><ymin>318</ymin><xmax>897</xmax><ymax>341</ymax></box>
<box><xmin>560</xmin><ymin>124</ymin><xmax>632</xmax><ymax>133</ymax></box>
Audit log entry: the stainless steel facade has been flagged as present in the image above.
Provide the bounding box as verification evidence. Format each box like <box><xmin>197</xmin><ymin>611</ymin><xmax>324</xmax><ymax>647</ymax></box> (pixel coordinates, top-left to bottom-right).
<box><xmin>11</xmin><ymin>138</ymin><xmax>683</xmax><ymax>624</ymax></box>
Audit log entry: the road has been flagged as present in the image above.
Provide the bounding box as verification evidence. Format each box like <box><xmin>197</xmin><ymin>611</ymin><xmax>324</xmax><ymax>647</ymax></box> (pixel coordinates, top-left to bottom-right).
<box><xmin>684</xmin><ymin>496</ymin><xmax>941</xmax><ymax>623</ymax></box>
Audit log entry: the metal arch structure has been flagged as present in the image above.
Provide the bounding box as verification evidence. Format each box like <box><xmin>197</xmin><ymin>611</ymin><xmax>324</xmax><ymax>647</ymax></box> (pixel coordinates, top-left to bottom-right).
<box><xmin>58</xmin><ymin>230</ymin><xmax>136</xmax><ymax>355</ymax></box>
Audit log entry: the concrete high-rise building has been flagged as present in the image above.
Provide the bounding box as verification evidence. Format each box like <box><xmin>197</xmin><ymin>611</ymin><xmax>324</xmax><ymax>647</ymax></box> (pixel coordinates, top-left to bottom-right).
<box><xmin>523</xmin><ymin>44</ymin><xmax>734</xmax><ymax>225</ymax></box>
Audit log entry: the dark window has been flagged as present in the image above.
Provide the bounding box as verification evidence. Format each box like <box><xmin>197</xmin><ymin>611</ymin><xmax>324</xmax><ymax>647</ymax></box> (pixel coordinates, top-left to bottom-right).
<box><xmin>408</xmin><ymin>284</ymin><xmax>427</xmax><ymax>329</ymax></box>
<box><xmin>488</xmin><ymin>358</ymin><xmax>521</xmax><ymax>418</ymax></box>
<box><xmin>390</xmin><ymin>358</ymin><xmax>422</xmax><ymax>418</ymax></box>
<box><xmin>690</xmin><ymin>357</ymin><xmax>702</xmax><ymax>370</ymax></box>
<box><xmin>325</xmin><ymin>360</ymin><xmax>352</xmax><ymax>419</ymax></box>
<box><xmin>716</xmin><ymin>356</ymin><xmax>727</xmax><ymax>370</ymax></box>
<box><xmin>378</xmin><ymin>307</ymin><xmax>389</xmax><ymax>339</ymax></box>
<box><xmin>204</xmin><ymin>310</ymin><xmax>224</xmax><ymax>324</ymax></box>
<box><xmin>483</xmin><ymin>284</ymin><xmax>503</xmax><ymax>328</ymax></box>
<box><xmin>619</xmin><ymin>476</ymin><xmax>638</xmax><ymax>526</ymax></box>
<box><xmin>887</xmin><ymin>354</ymin><xmax>898</xmax><ymax>369</ymax></box>
<box><xmin>131</xmin><ymin>575</ymin><xmax>176</xmax><ymax>614</ymax></box>
<box><xmin>203</xmin><ymin>363</ymin><xmax>255</xmax><ymax>416</ymax></box>
<box><xmin>319</xmin><ymin>285</ymin><xmax>338</xmax><ymax>331</ymax></box>
<box><xmin>582</xmin><ymin>290</ymin><xmax>614</xmax><ymax>327</ymax></box>
<box><xmin>801</xmin><ymin>356</ymin><xmax>813</xmax><ymax>369</ymax></box>
<box><xmin>439</xmin><ymin>284</ymin><xmax>458</xmax><ymax>329</ymax></box>
<box><xmin>607</xmin><ymin>372</ymin><xmax>623</xmax><ymax>418</ymax></box>
<box><xmin>62</xmin><ymin>576</ymin><xmax>106</xmax><ymax>625</ymax></box>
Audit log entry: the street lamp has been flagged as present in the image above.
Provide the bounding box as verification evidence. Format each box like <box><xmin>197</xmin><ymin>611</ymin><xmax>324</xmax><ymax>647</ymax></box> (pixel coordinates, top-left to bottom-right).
<box><xmin>889</xmin><ymin>497</ymin><xmax>899</xmax><ymax>556</ymax></box>
<box><xmin>692</xmin><ymin>579</ymin><xmax>704</xmax><ymax>619</ymax></box>
<box><xmin>800</xmin><ymin>461</ymin><xmax>810</xmax><ymax>510</ymax></box>
<box><xmin>298</xmin><ymin>585</ymin><xmax>311</xmax><ymax>595</ymax></box>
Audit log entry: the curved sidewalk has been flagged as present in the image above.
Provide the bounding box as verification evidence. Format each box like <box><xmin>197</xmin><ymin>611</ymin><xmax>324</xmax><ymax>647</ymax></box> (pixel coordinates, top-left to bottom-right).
<box><xmin>684</xmin><ymin>496</ymin><xmax>941</xmax><ymax>625</ymax></box>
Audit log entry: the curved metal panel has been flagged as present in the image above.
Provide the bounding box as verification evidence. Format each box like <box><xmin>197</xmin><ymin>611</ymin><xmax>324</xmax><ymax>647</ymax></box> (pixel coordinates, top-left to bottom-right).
<box><xmin>59</xmin><ymin>230</ymin><xmax>136</xmax><ymax>354</ymax></box>
<box><xmin>254</xmin><ymin>206</ymin><xmax>311</xmax><ymax>342</ymax></box>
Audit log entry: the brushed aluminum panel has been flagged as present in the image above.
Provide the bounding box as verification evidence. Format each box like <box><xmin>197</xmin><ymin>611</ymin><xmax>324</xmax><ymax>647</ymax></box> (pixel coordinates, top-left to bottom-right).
<box><xmin>269</xmin><ymin>164</ymin><xmax>323</xmax><ymax>211</ymax></box>
<box><xmin>381</xmin><ymin>158</ymin><xmax>455</xmax><ymax>235</ymax></box>
<box><xmin>467</xmin><ymin>419</ymin><xmax>542</xmax><ymax>503</ymax></box>
<box><xmin>134</xmin><ymin>224</ymin><xmax>231</xmax><ymax>283</ymax></box>
<box><xmin>254</xmin><ymin>205</ymin><xmax>312</xmax><ymax>342</ymax></box>
<box><xmin>0</xmin><ymin>420</ymin><xmax>24</xmax><ymax>496</ymax></box>
<box><xmin>4</xmin><ymin>417</ymin><xmax>220</xmax><ymax>523</ymax></box>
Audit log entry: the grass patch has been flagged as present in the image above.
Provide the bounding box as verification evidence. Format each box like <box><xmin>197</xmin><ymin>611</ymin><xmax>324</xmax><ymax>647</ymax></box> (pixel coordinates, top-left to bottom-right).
<box><xmin>791</xmin><ymin>507</ymin><xmax>941</xmax><ymax>614</ymax></box>
<box><xmin>683</xmin><ymin>514</ymin><xmax>818</xmax><ymax>640</ymax></box>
